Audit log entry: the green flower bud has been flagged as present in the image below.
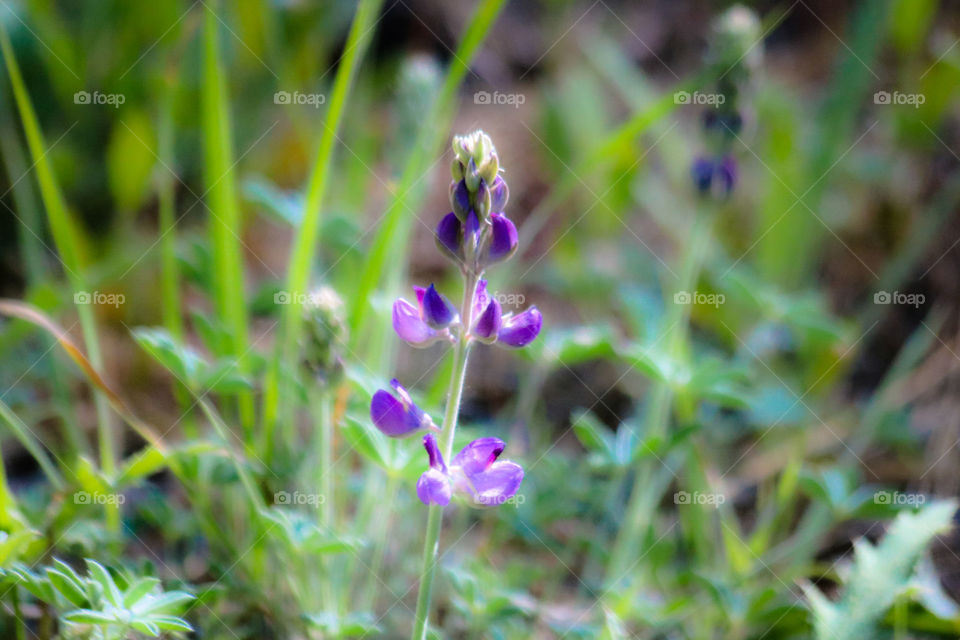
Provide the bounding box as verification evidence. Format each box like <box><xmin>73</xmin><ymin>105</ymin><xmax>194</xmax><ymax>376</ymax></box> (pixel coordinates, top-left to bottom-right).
<box><xmin>479</xmin><ymin>151</ymin><xmax>499</xmax><ymax>185</ymax></box>
<box><xmin>300</xmin><ymin>286</ymin><xmax>347</xmax><ymax>387</ymax></box>
<box><xmin>709</xmin><ymin>5</ymin><xmax>762</xmax><ymax>72</ymax></box>
<box><xmin>465</xmin><ymin>157</ymin><xmax>481</xmax><ymax>192</ymax></box>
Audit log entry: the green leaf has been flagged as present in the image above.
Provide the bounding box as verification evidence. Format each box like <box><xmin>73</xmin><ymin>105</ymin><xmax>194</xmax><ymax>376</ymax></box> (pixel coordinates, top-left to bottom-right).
<box><xmin>123</xmin><ymin>576</ymin><xmax>160</xmax><ymax>608</ymax></box>
<box><xmin>63</xmin><ymin>609</ymin><xmax>117</xmax><ymax>625</ymax></box>
<box><xmin>804</xmin><ymin>500</ymin><xmax>957</xmax><ymax>639</ymax></box>
<box><xmin>85</xmin><ymin>560</ymin><xmax>123</xmax><ymax>608</ymax></box>
<box><xmin>45</xmin><ymin>568</ymin><xmax>88</xmax><ymax>608</ymax></box>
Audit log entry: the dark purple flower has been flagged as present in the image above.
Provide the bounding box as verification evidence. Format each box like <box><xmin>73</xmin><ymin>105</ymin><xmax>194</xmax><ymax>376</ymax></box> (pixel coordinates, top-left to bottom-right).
<box><xmin>422</xmin><ymin>284</ymin><xmax>456</xmax><ymax>328</ymax></box>
<box><xmin>691</xmin><ymin>157</ymin><xmax>714</xmax><ymax>194</ymax></box>
<box><xmin>498</xmin><ymin>306</ymin><xmax>542</xmax><ymax>348</ymax></box>
<box><xmin>416</xmin><ymin>433</ymin><xmax>524</xmax><ymax>507</ymax></box>
<box><xmin>485</xmin><ymin>213</ymin><xmax>518</xmax><ymax>266</ymax></box>
<box><xmin>471</xmin><ymin>280</ymin><xmax>501</xmax><ymax>343</ymax></box>
<box><xmin>392</xmin><ymin>286</ymin><xmax>458</xmax><ymax>348</ymax></box>
<box><xmin>490</xmin><ymin>175</ymin><xmax>509</xmax><ymax>212</ymax></box>
<box><xmin>715</xmin><ymin>155</ymin><xmax>737</xmax><ymax>195</ymax></box>
<box><xmin>371</xmin><ymin>379</ymin><xmax>436</xmax><ymax>437</ymax></box>
<box><xmin>435</xmin><ymin>212</ymin><xmax>464</xmax><ymax>263</ymax></box>
<box><xmin>691</xmin><ymin>155</ymin><xmax>737</xmax><ymax>198</ymax></box>
<box><xmin>451</xmin><ymin>180</ymin><xmax>471</xmax><ymax>221</ymax></box>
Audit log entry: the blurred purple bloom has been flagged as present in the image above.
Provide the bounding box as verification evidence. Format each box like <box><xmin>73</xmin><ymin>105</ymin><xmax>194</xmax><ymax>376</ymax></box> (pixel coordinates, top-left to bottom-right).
<box><xmin>498</xmin><ymin>306</ymin><xmax>542</xmax><ymax>348</ymax></box>
<box><xmin>416</xmin><ymin>434</ymin><xmax>524</xmax><ymax>507</ymax></box>
<box><xmin>691</xmin><ymin>155</ymin><xmax>737</xmax><ymax>198</ymax></box>
<box><xmin>392</xmin><ymin>285</ymin><xmax>457</xmax><ymax>348</ymax></box>
<box><xmin>371</xmin><ymin>379</ymin><xmax>436</xmax><ymax>437</ymax></box>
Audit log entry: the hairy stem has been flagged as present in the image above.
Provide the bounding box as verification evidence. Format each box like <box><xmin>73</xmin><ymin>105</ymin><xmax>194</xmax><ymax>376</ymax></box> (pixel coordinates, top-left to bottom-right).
<box><xmin>411</xmin><ymin>274</ymin><xmax>478</xmax><ymax>640</ymax></box>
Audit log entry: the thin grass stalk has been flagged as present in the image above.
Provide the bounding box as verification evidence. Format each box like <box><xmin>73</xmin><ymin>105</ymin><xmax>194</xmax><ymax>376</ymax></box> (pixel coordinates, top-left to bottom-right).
<box><xmin>201</xmin><ymin>1</ymin><xmax>254</xmax><ymax>431</ymax></box>
<box><xmin>0</xmin><ymin>97</ymin><xmax>84</xmax><ymax>456</ymax></box>
<box><xmin>261</xmin><ymin>0</ymin><xmax>384</xmax><ymax>447</ymax></box>
<box><xmin>0</xmin><ymin>23</ymin><xmax>118</xmax><ymax>531</ymax></box>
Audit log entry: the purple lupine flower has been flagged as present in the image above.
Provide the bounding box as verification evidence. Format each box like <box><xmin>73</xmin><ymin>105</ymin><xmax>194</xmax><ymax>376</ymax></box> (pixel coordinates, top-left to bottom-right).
<box><xmin>498</xmin><ymin>306</ymin><xmax>542</xmax><ymax>348</ymax></box>
<box><xmin>371</xmin><ymin>379</ymin><xmax>436</xmax><ymax>437</ymax></box>
<box><xmin>392</xmin><ymin>285</ymin><xmax>458</xmax><ymax>348</ymax></box>
<box><xmin>690</xmin><ymin>155</ymin><xmax>737</xmax><ymax>198</ymax></box>
<box><xmin>417</xmin><ymin>433</ymin><xmax>524</xmax><ymax>507</ymax></box>
<box><xmin>471</xmin><ymin>280</ymin><xmax>502</xmax><ymax>343</ymax></box>
<box><xmin>485</xmin><ymin>213</ymin><xmax>518</xmax><ymax>266</ymax></box>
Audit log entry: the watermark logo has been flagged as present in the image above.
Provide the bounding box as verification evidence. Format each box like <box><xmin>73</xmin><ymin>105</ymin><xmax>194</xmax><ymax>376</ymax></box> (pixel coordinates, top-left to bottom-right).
<box><xmin>873</xmin><ymin>90</ymin><xmax>925</xmax><ymax>108</ymax></box>
<box><xmin>473</xmin><ymin>90</ymin><xmax>525</xmax><ymax>109</ymax></box>
<box><xmin>493</xmin><ymin>292</ymin><xmax>526</xmax><ymax>308</ymax></box>
<box><xmin>874</xmin><ymin>491</ymin><xmax>925</xmax><ymax>506</ymax></box>
<box><xmin>74</xmin><ymin>491</ymin><xmax>126</xmax><ymax>506</ymax></box>
<box><xmin>274</xmin><ymin>91</ymin><xmax>326</xmax><ymax>108</ymax></box>
<box><xmin>673</xmin><ymin>290</ymin><xmax>725</xmax><ymax>308</ymax></box>
<box><xmin>74</xmin><ymin>91</ymin><xmax>125</xmax><ymax>108</ymax></box>
<box><xmin>274</xmin><ymin>291</ymin><xmax>334</xmax><ymax>306</ymax></box>
<box><xmin>472</xmin><ymin>493</ymin><xmax>526</xmax><ymax>507</ymax></box>
<box><xmin>873</xmin><ymin>290</ymin><xmax>924</xmax><ymax>308</ymax></box>
<box><xmin>674</xmin><ymin>491</ymin><xmax>725</xmax><ymax>507</ymax></box>
<box><xmin>74</xmin><ymin>291</ymin><xmax>125</xmax><ymax>308</ymax></box>
<box><xmin>674</xmin><ymin>91</ymin><xmax>725</xmax><ymax>107</ymax></box>
<box><xmin>274</xmin><ymin>491</ymin><xmax>325</xmax><ymax>507</ymax></box>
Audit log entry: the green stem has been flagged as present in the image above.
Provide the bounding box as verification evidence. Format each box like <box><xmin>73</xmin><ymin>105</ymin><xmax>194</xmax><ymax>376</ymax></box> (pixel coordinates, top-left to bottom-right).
<box><xmin>411</xmin><ymin>274</ymin><xmax>478</xmax><ymax>640</ymax></box>
<box><xmin>312</xmin><ymin>391</ymin><xmax>337</xmax><ymax>614</ymax></box>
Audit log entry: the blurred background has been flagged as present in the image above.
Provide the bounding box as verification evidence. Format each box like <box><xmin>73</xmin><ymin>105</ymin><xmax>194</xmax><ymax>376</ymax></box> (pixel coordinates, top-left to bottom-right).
<box><xmin>2</xmin><ymin>0</ymin><xmax>960</xmax><ymax>638</ymax></box>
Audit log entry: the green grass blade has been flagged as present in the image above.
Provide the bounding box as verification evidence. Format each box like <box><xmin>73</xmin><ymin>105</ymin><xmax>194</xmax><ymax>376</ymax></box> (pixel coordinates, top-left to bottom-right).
<box><xmin>262</xmin><ymin>0</ymin><xmax>385</xmax><ymax>440</ymax></box>
<box><xmin>0</xmin><ymin>22</ymin><xmax>116</xmax><ymax>524</ymax></box>
<box><xmin>202</xmin><ymin>1</ymin><xmax>254</xmax><ymax>430</ymax></box>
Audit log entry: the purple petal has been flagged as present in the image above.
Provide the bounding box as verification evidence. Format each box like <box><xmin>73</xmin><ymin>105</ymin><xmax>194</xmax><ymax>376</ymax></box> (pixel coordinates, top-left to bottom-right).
<box><xmin>414</xmin><ymin>286</ymin><xmax>427</xmax><ymax>308</ymax></box>
<box><xmin>473</xmin><ymin>299</ymin><xmax>502</xmax><ymax>342</ymax></box>
<box><xmin>452</xmin><ymin>437</ymin><xmax>505</xmax><ymax>475</ymax></box>
<box><xmin>473</xmin><ymin>280</ymin><xmax>490</xmax><ymax>318</ymax></box>
<box><xmin>464</xmin><ymin>210</ymin><xmax>480</xmax><ymax>253</ymax></box>
<box><xmin>417</xmin><ymin>467</ymin><xmax>451</xmax><ymax>506</ymax></box>
<box><xmin>486</xmin><ymin>214</ymin><xmax>518</xmax><ymax>265</ymax></box>
<box><xmin>392</xmin><ymin>298</ymin><xmax>437</xmax><ymax>347</ymax></box>
<box><xmin>715</xmin><ymin>155</ymin><xmax>737</xmax><ymax>195</ymax></box>
<box><xmin>422</xmin><ymin>284</ymin><xmax>456</xmax><ymax>329</ymax></box>
<box><xmin>462</xmin><ymin>461</ymin><xmax>524</xmax><ymax>507</ymax></box>
<box><xmin>423</xmin><ymin>433</ymin><xmax>447</xmax><ymax>471</ymax></box>
<box><xmin>497</xmin><ymin>306</ymin><xmax>542</xmax><ymax>348</ymax></box>
<box><xmin>370</xmin><ymin>389</ymin><xmax>422</xmax><ymax>437</ymax></box>
<box><xmin>490</xmin><ymin>175</ymin><xmax>509</xmax><ymax>212</ymax></box>
<box><xmin>435</xmin><ymin>213</ymin><xmax>463</xmax><ymax>262</ymax></box>
<box><xmin>451</xmin><ymin>179</ymin><xmax>470</xmax><ymax>221</ymax></box>
<box><xmin>691</xmin><ymin>157</ymin><xmax>714</xmax><ymax>194</ymax></box>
